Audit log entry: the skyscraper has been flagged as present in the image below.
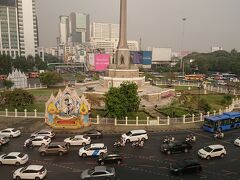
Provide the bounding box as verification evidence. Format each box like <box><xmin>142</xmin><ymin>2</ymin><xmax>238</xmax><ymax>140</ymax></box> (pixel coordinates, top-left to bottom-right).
<box><xmin>17</xmin><ymin>0</ymin><xmax>39</xmax><ymax>57</ymax></box>
<box><xmin>68</xmin><ymin>12</ymin><xmax>90</xmax><ymax>45</ymax></box>
<box><xmin>0</xmin><ymin>0</ymin><xmax>39</xmax><ymax>58</ymax></box>
<box><xmin>0</xmin><ymin>0</ymin><xmax>20</xmax><ymax>58</ymax></box>
<box><xmin>59</xmin><ymin>15</ymin><xmax>69</xmax><ymax>45</ymax></box>
<box><xmin>58</xmin><ymin>12</ymin><xmax>90</xmax><ymax>45</ymax></box>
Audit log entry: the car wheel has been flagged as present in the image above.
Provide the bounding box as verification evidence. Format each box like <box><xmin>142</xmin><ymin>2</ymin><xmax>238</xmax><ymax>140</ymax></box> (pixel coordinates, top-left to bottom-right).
<box><xmin>10</xmin><ymin>135</ymin><xmax>13</xmax><ymax>138</ymax></box>
<box><xmin>126</xmin><ymin>139</ymin><xmax>130</xmax><ymax>143</ymax></box>
<box><xmin>41</xmin><ymin>143</ymin><xmax>45</xmax><ymax>146</ymax></box>
<box><xmin>100</xmin><ymin>161</ymin><xmax>104</xmax><ymax>165</ymax></box>
<box><xmin>184</xmin><ymin>148</ymin><xmax>189</xmax><ymax>153</ymax></box>
<box><xmin>40</xmin><ymin>152</ymin><xmax>46</xmax><ymax>156</ymax></box>
<box><xmin>100</xmin><ymin>152</ymin><xmax>104</xmax><ymax>156</ymax></box>
<box><xmin>167</xmin><ymin>150</ymin><xmax>171</xmax><ymax>155</ymax></box>
<box><xmin>0</xmin><ymin>161</ymin><xmax>2</xmax><ymax>165</ymax></box>
<box><xmin>220</xmin><ymin>153</ymin><xmax>225</xmax><ymax>158</ymax></box>
<box><xmin>15</xmin><ymin>176</ymin><xmax>21</xmax><ymax>180</ymax></box>
<box><xmin>206</xmin><ymin>155</ymin><xmax>211</xmax><ymax>160</ymax></box>
<box><xmin>141</xmin><ymin>137</ymin><xmax>145</xmax><ymax>141</ymax></box>
<box><xmin>15</xmin><ymin>162</ymin><xmax>20</xmax><ymax>166</ymax></box>
<box><xmin>82</xmin><ymin>153</ymin><xmax>87</xmax><ymax>158</ymax></box>
<box><xmin>105</xmin><ymin>178</ymin><xmax>111</xmax><ymax>180</ymax></box>
<box><xmin>35</xmin><ymin>177</ymin><xmax>40</xmax><ymax>180</ymax></box>
<box><xmin>58</xmin><ymin>151</ymin><xmax>63</xmax><ymax>156</ymax></box>
<box><xmin>82</xmin><ymin>142</ymin><xmax>86</xmax><ymax>146</ymax></box>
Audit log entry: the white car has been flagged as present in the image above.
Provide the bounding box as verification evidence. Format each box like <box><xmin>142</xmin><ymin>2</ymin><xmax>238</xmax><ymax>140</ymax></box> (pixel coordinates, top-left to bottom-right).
<box><xmin>0</xmin><ymin>135</ymin><xmax>10</xmax><ymax>145</ymax></box>
<box><xmin>25</xmin><ymin>136</ymin><xmax>51</xmax><ymax>147</ymax></box>
<box><xmin>30</xmin><ymin>129</ymin><xmax>55</xmax><ymax>138</ymax></box>
<box><xmin>13</xmin><ymin>165</ymin><xmax>47</xmax><ymax>180</ymax></box>
<box><xmin>79</xmin><ymin>143</ymin><xmax>107</xmax><ymax>157</ymax></box>
<box><xmin>64</xmin><ymin>135</ymin><xmax>91</xmax><ymax>146</ymax></box>
<box><xmin>198</xmin><ymin>144</ymin><xmax>226</xmax><ymax>160</ymax></box>
<box><xmin>0</xmin><ymin>152</ymin><xmax>29</xmax><ymax>165</ymax></box>
<box><xmin>0</xmin><ymin>128</ymin><xmax>21</xmax><ymax>137</ymax></box>
<box><xmin>234</xmin><ymin>137</ymin><xmax>240</xmax><ymax>146</ymax></box>
<box><xmin>121</xmin><ymin>129</ymin><xmax>148</xmax><ymax>143</ymax></box>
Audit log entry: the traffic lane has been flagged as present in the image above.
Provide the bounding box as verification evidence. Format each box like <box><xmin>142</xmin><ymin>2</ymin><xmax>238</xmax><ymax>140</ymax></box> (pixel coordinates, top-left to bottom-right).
<box><xmin>1</xmin><ymin>131</ymin><xmax>240</xmax><ymax>180</ymax></box>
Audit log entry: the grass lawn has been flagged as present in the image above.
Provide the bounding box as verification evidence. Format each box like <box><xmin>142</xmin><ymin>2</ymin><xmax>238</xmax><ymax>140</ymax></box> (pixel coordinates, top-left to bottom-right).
<box><xmin>158</xmin><ymin>85</ymin><xmax>198</xmax><ymax>91</ymax></box>
<box><xmin>27</xmin><ymin>87</ymin><xmax>64</xmax><ymax>97</ymax></box>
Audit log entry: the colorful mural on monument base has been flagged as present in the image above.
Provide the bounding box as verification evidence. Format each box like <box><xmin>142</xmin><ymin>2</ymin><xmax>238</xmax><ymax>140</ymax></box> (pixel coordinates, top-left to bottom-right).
<box><xmin>45</xmin><ymin>87</ymin><xmax>91</xmax><ymax>129</ymax></box>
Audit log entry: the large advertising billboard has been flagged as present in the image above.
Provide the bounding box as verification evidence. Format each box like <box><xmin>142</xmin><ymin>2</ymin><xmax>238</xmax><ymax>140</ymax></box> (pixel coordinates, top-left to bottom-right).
<box><xmin>130</xmin><ymin>51</ymin><xmax>143</xmax><ymax>64</ymax></box>
<box><xmin>94</xmin><ymin>54</ymin><xmax>110</xmax><ymax>71</ymax></box>
<box><xmin>142</xmin><ymin>51</ymin><xmax>152</xmax><ymax>65</ymax></box>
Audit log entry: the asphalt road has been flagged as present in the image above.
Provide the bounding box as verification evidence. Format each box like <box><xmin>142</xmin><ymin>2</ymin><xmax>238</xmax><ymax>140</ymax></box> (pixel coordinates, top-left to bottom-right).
<box><xmin>1</xmin><ymin>129</ymin><xmax>240</xmax><ymax>180</ymax></box>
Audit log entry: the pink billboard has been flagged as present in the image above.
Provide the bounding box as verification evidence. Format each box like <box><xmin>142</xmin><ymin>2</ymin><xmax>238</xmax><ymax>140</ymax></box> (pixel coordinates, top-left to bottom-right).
<box><xmin>94</xmin><ymin>54</ymin><xmax>110</xmax><ymax>71</ymax></box>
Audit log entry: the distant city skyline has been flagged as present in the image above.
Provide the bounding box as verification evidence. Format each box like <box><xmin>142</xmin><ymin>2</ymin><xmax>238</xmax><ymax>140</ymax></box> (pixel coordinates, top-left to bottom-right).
<box><xmin>36</xmin><ymin>0</ymin><xmax>240</xmax><ymax>52</ymax></box>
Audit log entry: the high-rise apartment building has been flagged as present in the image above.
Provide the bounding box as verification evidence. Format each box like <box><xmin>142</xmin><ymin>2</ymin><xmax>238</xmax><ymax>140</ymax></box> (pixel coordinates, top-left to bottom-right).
<box><xmin>0</xmin><ymin>0</ymin><xmax>20</xmax><ymax>58</ymax></box>
<box><xmin>17</xmin><ymin>0</ymin><xmax>39</xmax><ymax>57</ymax></box>
<box><xmin>59</xmin><ymin>12</ymin><xmax>90</xmax><ymax>45</ymax></box>
<box><xmin>90</xmin><ymin>22</ymin><xmax>138</xmax><ymax>53</ymax></box>
<box><xmin>0</xmin><ymin>0</ymin><xmax>39</xmax><ymax>58</ymax></box>
<box><xmin>90</xmin><ymin>22</ymin><xmax>119</xmax><ymax>41</ymax></box>
<box><xmin>59</xmin><ymin>15</ymin><xmax>68</xmax><ymax>45</ymax></box>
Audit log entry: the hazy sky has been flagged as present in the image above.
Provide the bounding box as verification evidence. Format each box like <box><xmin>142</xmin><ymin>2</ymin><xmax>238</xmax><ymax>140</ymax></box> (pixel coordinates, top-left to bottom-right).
<box><xmin>36</xmin><ymin>0</ymin><xmax>240</xmax><ymax>52</ymax></box>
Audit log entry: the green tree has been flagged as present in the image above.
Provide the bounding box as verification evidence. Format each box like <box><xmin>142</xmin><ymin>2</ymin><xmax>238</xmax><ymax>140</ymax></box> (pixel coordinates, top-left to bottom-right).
<box><xmin>2</xmin><ymin>80</ymin><xmax>14</xmax><ymax>89</ymax></box>
<box><xmin>105</xmin><ymin>82</ymin><xmax>140</xmax><ymax>118</ymax></box>
<box><xmin>0</xmin><ymin>89</ymin><xmax>34</xmax><ymax>110</ymax></box>
<box><xmin>39</xmin><ymin>71</ymin><xmax>63</xmax><ymax>87</ymax></box>
<box><xmin>105</xmin><ymin>87</ymin><xmax>127</xmax><ymax>118</ymax></box>
<box><xmin>119</xmin><ymin>82</ymin><xmax>140</xmax><ymax>112</ymax></box>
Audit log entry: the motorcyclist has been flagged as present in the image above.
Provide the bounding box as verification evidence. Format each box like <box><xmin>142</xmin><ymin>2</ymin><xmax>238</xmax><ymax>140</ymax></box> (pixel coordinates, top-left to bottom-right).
<box><xmin>215</xmin><ymin>129</ymin><xmax>224</xmax><ymax>138</ymax></box>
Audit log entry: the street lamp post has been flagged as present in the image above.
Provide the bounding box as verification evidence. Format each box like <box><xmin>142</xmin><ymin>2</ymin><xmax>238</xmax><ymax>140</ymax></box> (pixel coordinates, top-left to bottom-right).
<box><xmin>180</xmin><ymin>18</ymin><xmax>187</xmax><ymax>76</ymax></box>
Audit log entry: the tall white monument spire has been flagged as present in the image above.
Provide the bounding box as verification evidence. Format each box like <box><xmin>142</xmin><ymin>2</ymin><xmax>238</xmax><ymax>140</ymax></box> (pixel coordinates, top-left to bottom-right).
<box><xmin>115</xmin><ymin>0</ymin><xmax>130</xmax><ymax>68</ymax></box>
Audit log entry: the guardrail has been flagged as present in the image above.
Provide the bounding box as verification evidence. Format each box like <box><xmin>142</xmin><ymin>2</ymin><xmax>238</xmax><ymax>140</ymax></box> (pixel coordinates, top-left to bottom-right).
<box><xmin>0</xmin><ymin>98</ymin><xmax>239</xmax><ymax>126</ymax></box>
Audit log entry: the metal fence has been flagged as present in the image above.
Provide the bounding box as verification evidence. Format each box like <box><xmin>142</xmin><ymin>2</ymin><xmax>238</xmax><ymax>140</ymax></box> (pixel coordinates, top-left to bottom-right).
<box><xmin>0</xmin><ymin>98</ymin><xmax>240</xmax><ymax>126</ymax></box>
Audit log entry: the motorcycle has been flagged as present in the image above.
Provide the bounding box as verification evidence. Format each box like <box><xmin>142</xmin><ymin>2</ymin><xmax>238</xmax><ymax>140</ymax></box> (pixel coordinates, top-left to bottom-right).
<box><xmin>163</xmin><ymin>136</ymin><xmax>175</xmax><ymax>144</ymax></box>
<box><xmin>214</xmin><ymin>132</ymin><xmax>224</xmax><ymax>139</ymax></box>
<box><xmin>185</xmin><ymin>135</ymin><xmax>196</xmax><ymax>143</ymax></box>
<box><xmin>132</xmin><ymin>141</ymin><xmax>144</xmax><ymax>148</ymax></box>
<box><xmin>114</xmin><ymin>140</ymin><xmax>125</xmax><ymax>147</ymax></box>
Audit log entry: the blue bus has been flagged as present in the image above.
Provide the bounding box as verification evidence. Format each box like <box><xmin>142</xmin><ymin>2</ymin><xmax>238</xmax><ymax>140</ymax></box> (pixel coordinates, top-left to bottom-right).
<box><xmin>203</xmin><ymin>112</ymin><xmax>240</xmax><ymax>132</ymax></box>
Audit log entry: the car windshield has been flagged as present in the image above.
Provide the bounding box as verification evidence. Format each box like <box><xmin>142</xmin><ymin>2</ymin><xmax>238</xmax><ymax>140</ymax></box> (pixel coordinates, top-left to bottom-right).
<box><xmin>83</xmin><ymin>135</ymin><xmax>88</xmax><ymax>139</ymax></box>
<box><xmin>12</xmin><ymin>129</ymin><xmax>18</xmax><ymax>132</ymax></box>
<box><xmin>84</xmin><ymin>145</ymin><xmax>90</xmax><ymax>150</ymax></box>
<box><xmin>43</xmin><ymin>137</ymin><xmax>49</xmax><ymax>140</ymax></box>
<box><xmin>106</xmin><ymin>167</ymin><xmax>112</xmax><ymax>173</ymax></box>
<box><xmin>69</xmin><ymin>137</ymin><xmax>74</xmax><ymax>140</ymax></box>
<box><xmin>125</xmin><ymin>131</ymin><xmax>132</xmax><ymax>136</ymax></box>
<box><xmin>18</xmin><ymin>153</ymin><xmax>25</xmax><ymax>158</ymax></box>
<box><xmin>40</xmin><ymin>167</ymin><xmax>45</xmax><ymax>172</ymax></box>
<box><xmin>203</xmin><ymin>146</ymin><xmax>213</xmax><ymax>152</ymax></box>
<box><xmin>20</xmin><ymin>166</ymin><xmax>27</xmax><ymax>172</ymax></box>
<box><xmin>88</xmin><ymin>168</ymin><xmax>94</xmax><ymax>175</ymax></box>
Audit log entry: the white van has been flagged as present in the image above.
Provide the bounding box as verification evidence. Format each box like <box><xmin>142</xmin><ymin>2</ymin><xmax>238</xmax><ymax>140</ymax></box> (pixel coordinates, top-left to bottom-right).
<box><xmin>121</xmin><ymin>130</ymin><xmax>148</xmax><ymax>143</ymax></box>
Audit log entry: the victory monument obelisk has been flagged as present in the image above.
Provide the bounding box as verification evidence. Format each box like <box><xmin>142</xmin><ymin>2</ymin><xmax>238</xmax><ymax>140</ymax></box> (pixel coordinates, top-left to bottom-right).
<box><xmin>103</xmin><ymin>0</ymin><xmax>144</xmax><ymax>88</ymax></box>
<box><xmin>115</xmin><ymin>0</ymin><xmax>130</xmax><ymax>69</ymax></box>
<box><xmin>81</xmin><ymin>0</ymin><xmax>175</xmax><ymax>106</ymax></box>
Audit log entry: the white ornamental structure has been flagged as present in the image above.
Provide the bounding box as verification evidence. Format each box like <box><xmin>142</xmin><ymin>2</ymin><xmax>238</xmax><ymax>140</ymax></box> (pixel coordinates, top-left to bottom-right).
<box><xmin>7</xmin><ymin>69</ymin><xmax>27</xmax><ymax>89</ymax></box>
